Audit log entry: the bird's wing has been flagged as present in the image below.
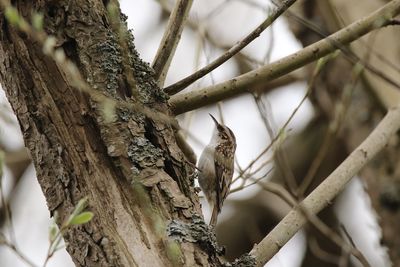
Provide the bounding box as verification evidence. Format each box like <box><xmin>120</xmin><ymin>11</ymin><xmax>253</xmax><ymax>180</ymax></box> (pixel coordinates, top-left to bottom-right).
<box><xmin>214</xmin><ymin>145</ymin><xmax>234</xmax><ymax>212</ymax></box>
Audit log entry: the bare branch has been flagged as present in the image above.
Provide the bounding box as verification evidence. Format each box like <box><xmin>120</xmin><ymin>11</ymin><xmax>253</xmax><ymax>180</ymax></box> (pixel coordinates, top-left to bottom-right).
<box><xmin>170</xmin><ymin>0</ymin><xmax>400</xmax><ymax>115</ymax></box>
<box><xmin>253</xmin><ymin>180</ymin><xmax>370</xmax><ymax>266</ymax></box>
<box><xmin>152</xmin><ymin>0</ymin><xmax>193</xmax><ymax>87</ymax></box>
<box><xmin>249</xmin><ymin>105</ymin><xmax>400</xmax><ymax>266</ymax></box>
<box><xmin>163</xmin><ymin>0</ymin><xmax>297</xmax><ymax>95</ymax></box>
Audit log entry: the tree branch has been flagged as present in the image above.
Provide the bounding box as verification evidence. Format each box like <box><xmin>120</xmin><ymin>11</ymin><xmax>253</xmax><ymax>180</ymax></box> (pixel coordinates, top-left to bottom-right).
<box><xmin>163</xmin><ymin>0</ymin><xmax>297</xmax><ymax>95</ymax></box>
<box><xmin>152</xmin><ymin>0</ymin><xmax>193</xmax><ymax>87</ymax></box>
<box><xmin>169</xmin><ymin>0</ymin><xmax>400</xmax><ymax>115</ymax></box>
<box><xmin>249</xmin><ymin>105</ymin><xmax>400</xmax><ymax>266</ymax></box>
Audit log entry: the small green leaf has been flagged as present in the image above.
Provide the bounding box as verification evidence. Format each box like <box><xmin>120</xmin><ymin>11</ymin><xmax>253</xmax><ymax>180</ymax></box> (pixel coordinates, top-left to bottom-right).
<box><xmin>52</xmin><ymin>211</ymin><xmax>59</xmax><ymax>223</ymax></box>
<box><xmin>101</xmin><ymin>99</ymin><xmax>116</xmax><ymax>123</ymax></box>
<box><xmin>106</xmin><ymin>2</ymin><xmax>118</xmax><ymax>18</ymax></box>
<box><xmin>276</xmin><ymin>128</ymin><xmax>287</xmax><ymax>147</ymax></box>
<box><xmin>5</xmin><ymin>7</ymin><xmax>20</xmax><ymax>26</ymax></box>
<box><xmin>69</xmin><ymin>211</ymin><xmax>94</xmax><ymax>225</ymax></box>
<box><xmin>54</xmin><ymin>48</ymin><xmax>66</xmax><ymax>63</ymax></box>
<box><xmin>65</xmin><ymin>197</ymin><xmax>89</xmax><ymax>226</ymax></box>
<box><xmin>74</xmin><ymin>197</ymin><xmax>89</xmax><ymax>215</ymax></box>
<box><xmin>49</xmin><ymin>234</ymin><xmax>63</xmax><ymax>254</ymax></box>
<box><xmin>165</xmin><ymin>240</ymin><xmax>182</xmax><ymax>265</ymax></box>
<box><xmin>373</xmin><ymin>16</ymin><xmax>388</xmax><ymax>28</ymax></box>
<box><xmin>49</xmin><ymin>224</ymin><xmax>59</xmax><ymax>242</ymax></box>
<box><xmin>32</xmin><ymin>12</ymin><xmax>44</xmax><ymax>31</ymax></box>
<box><xmin>18</xmin><ymin>19</ymin><xmax>29</xmax><ymax>32</ymax></box>
<box><xmin>42</xmin><ymin>36</ymin><xmax>57</xmax><ymax>55</ymax></box>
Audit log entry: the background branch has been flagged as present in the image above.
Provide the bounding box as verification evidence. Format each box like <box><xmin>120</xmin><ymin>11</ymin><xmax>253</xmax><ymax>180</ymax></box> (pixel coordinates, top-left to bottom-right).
<box><xmin>152</xmin><ymin>0</ymin><xmax>193</xmax><ymax>87</ymax></box>
<box><xmin>249</xmin><ymin>105</ymin><xmax>400</xmax><ymax>266</ymax></box>
<box><xmin>163</xmin><ymin>0</ymin><xmax>297</xmax><ymax>95</ymax></box>
<box><xmin>169</xmin><ymin>0</ymin><xmax>400</xmax><ymax>115</ymax></box>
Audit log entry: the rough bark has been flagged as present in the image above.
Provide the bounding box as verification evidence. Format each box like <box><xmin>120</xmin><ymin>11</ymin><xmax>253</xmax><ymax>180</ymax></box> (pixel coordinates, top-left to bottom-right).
<box><xmin>0</xmin><ymin>1</ymin><xmax>219</xmax><ymax>266</ymax></box>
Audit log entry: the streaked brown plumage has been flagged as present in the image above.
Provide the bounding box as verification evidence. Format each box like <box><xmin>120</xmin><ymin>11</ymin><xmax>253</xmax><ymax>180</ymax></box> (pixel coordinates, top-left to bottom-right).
<box><xmin>198</xmin><ymin>114</ymin><xmax>236</xmax><ymax>227</ymax></box>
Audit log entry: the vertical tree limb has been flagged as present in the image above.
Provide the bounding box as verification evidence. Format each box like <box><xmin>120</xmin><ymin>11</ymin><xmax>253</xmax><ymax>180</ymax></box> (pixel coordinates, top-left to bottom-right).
<box><xmin>152</xmin><ymin>0</ymin><xmax>193</xmax><ymax>87</ymax></box>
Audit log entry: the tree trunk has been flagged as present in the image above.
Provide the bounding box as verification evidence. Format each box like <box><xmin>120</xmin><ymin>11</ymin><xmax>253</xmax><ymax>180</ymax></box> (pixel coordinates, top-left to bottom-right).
<box><xmin>0</xmin><ymin>1</ymin><xmax>218</xmax><ymax>266</ymax></box>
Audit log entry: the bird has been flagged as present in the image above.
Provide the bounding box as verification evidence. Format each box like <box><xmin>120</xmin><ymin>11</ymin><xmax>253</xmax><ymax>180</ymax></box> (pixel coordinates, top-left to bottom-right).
<box><xmin>197</xmin><ymin>114</ymin><xmax>236</xmax><ymax>227</ymax></box>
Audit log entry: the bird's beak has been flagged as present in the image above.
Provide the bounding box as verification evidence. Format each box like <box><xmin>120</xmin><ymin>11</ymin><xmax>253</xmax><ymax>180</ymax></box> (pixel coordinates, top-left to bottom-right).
<box><xmin>209</xmin><ymin>114</ymin><xmax>219</xmax><ymax>126</ymax></box>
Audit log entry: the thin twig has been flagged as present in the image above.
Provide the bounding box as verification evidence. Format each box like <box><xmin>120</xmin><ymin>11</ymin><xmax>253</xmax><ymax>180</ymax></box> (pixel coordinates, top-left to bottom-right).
<box><xmin>163</xmin><ymin>0</ymin><xmax>297</xmax><ymax>95</ymax></box>
<box><xmin>255</xmin><ymin>180</ymin><xmax>296</xmax><ymax>207</ymax></box>
<box><xmin>304</xmin><ymin>211</ymin><xmax>370</xmax><ymax>266</ymax></box>
<box><xmin>253</xmin><ymin>95</ymin><xmax>298</xmax><ymax>195</ymax></box>
<box><xmin>308</xmin><ymin>237</ymin><xmax>341</xmax><ymax>265</ymax></box>
<box><xmin>3</xmin><ymin>242</ymin><xmax>38</xmax><ymax>267</ymax></box>
<box><xmin>340</xmin><ymin>224</ymin><xmax>357</xmax><ymax>248</ymax></box>
<box><xmin>229</xmin><ymin>168</ymin><xmax>274</xmax><ymax>194</ymax></box>
<box><xmin>0</xmin><ymin>152</ymin><xmax>18</xmax><ymax>247</ymax></box>
<box><xmin>1</xmin><ymin>162</ymin><xmax>36</xmax><ymax>267</ymax></box>
<box><xmin>233</xmin><ymin>155</ymin><xmax>274</xmax><ymax>187</ymax></box>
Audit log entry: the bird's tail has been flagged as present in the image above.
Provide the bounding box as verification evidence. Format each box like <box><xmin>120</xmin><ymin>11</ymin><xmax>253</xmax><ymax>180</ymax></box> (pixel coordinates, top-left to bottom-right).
<box><xmin>210</xmin><ymin>207</ymin><xmax>219</xmax><ymax>227</ymax></box>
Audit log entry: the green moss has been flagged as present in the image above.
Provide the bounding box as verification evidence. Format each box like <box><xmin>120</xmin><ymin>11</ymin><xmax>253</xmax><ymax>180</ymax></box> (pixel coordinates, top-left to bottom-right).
<box><xmin>165</xmin><ymin>239</ymin><xmax>183</xmax><ymax>266</ymax></box>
